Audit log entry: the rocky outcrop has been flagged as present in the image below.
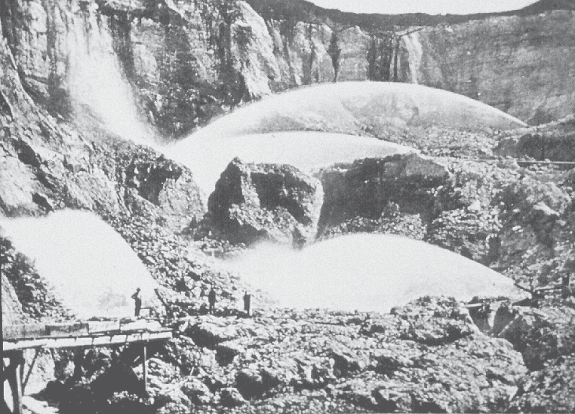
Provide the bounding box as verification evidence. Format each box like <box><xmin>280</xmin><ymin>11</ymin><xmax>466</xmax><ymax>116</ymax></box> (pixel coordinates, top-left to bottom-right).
<box><xmin>2</xmin><ymin>0</ymin><xmax>573</xmax><ymax>143</ymax></box>
<box><xmin>318</xmin><ymin>153</ymin><xmax>448</xmax><ymax>233</ymax></box>
<box><xmin>0</xmin><ymin>13</ymin><xmax>205</xmax><ymax>228</ymax></box>
<box><xmin>412</xmin><ymin>11</ymin><xmax>575</xmax><ymax>125</ymax></box>
<box><xmin>251</xmin><ymin>2</ymin><xmax>575</xmax><ymax>126</ymax></box>
<box><xmin>496</xmin><ymin>175</ymin><xmax>574</xmax><ymax>280</ymax></box>
<box><xmin>317</xmin><ymin>152</ymin><xmax>575</xmax><ymax>285</ymax></box>
<box><xmin>496</xmin><ymin>115</ymin><xmax>575</xmax><ymax>161</ymax></box>
<box><xmin>496</xmin><ymin>305</ymin><xmax>575</xmax><ymax>370</ymax></box>
<box><xmin>207</xmin><ymin>158</ymin><xmax>323</xmax><ymax>245</ymax></box>
<box><xmin>60</xmin><ymin>296</ymin><xmax>528</xmax><ymax>413</ymax></box>
<box><xmin>509</xmin><ymin>353</ymin><xmax>575</xmax><ymax>413</ymax></box>
<box><xmin>1</xmin><ymin>273</ymin><xmax>26</xmax><ymax>325</ymax></box>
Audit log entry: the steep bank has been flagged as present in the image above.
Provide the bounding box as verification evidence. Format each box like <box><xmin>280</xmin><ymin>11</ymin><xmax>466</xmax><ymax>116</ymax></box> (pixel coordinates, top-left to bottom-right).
<box><xmin>2</xmin><ymin>0</ymin><xmax>574</xmax><ymax>412</ymax></box>
<box><xmin>1</xmin><ymin>0</ymin><xmax>573</xmax><ymax>141</ymax></box>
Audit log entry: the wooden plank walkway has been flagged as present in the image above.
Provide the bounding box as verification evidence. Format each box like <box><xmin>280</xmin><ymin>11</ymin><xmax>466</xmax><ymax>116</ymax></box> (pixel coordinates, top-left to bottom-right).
<box><xmin>2</xmin><ymin>320</ymin><xmax>173</xmax><ymax>414</ymax></box>
<box><xmin>3</xmin><ymin>329</ymin><xmax>173</xmax><ymax>352</ymax></box>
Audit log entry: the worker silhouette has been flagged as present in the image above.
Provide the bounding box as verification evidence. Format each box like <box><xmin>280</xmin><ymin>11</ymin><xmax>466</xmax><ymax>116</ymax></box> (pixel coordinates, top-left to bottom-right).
<box><xmin>562</xmin><ymin>275</ymin><xmax>572</xmax><ymax>299</ymax></box>
<box><xmin>243</xmin><ymin>291</ymin><xmax>252</xmax><ymax>317</ymax></box>
<box><xmin>175</xmin><ymin>276</ymin><xmax>186</xmax><ymax>292</ymax></box>
<box><xmin>208</xmin><ymin>285</ymin><xmax>217</xmax><ymax>314</ymax></box>
<box><xmin>132</xmin><ymin>288</ymin><xmax>142</xmax><ymax>317</ymax></box>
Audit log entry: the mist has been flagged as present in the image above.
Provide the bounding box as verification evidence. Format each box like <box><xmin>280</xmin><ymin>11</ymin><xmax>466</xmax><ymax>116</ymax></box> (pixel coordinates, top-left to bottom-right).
<box><xmin>0</xmin><ymin>210</ymin><xmax>160</xmax><ymax>319</ymax></box>
<box><xmin>224</xmin><ymin>234</ymin><xmax>523</xmax><ymax>313</ymax></box>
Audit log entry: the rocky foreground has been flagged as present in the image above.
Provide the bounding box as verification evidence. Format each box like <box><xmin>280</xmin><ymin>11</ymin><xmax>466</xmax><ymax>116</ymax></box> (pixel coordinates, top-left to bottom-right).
<box><xmin>30</xmin><ymin>296</ymin><xmax>575</xmax><ymax>414</ymax></box>
<box><xmin>2</xmin><ymin>0</ymin><xmax>575</xmax><ymax>410</ymax></box>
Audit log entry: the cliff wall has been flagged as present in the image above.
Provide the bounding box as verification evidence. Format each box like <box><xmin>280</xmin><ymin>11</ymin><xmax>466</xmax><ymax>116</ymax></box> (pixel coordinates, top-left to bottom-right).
<box><xmin>414</xmin><ymin>11</ymin><xmax>575</xmax><ymax>124</ymax></box>
<box><xmin>1</xmin><ymin>0</ymin><xmax>573</xmax><ymax>141</ymax></box>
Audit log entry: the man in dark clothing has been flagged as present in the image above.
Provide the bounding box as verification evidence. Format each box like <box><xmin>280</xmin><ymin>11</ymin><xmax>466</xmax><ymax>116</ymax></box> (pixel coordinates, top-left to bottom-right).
<box><xmin>72</xmin><ymin>350</ymin><xmax>85</xmax><ymax>381</ymax></box>
<box><xmin>208</xmin><ymin>285</ymin><xmax>216</xmax><ymax>314</ymax></box>
<box><xmin>132</xmin><ymin>288</ymin><xmax>142</xmax><ymax>317</ymax></box>
<box><xmin>243</xmin><ymin>291</ymin><xmax>252</xmax><ymax>317</ymax></box>
<box><xmin>175</xmin><ymin>277</ymin><xmax>187</xmax><ymax>292</ymax></box>
<box><xmin>562</xmin><ymin>275</ymin><xmax>572</xmax><ymax>299</ymax></box>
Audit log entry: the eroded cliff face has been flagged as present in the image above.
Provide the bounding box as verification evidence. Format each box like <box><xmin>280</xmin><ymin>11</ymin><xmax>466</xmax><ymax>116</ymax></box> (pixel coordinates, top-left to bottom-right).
<box><xmin>414</xmin><ymin>11</ymin><xmax>575</xmax><ymax>125</ymax></box>
<box><xmin>1</xmin><ymin>0</ymin><xmax>573</xmax><ymax>141</ymax></box>
<box><xmin>0</xmin><ymin>11</ymin><xmax>205</xmax><ymax>227</ymax></box>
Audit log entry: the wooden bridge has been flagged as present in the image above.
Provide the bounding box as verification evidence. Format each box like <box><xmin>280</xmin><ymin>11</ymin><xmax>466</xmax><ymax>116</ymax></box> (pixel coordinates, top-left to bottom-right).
<box><xmin>2</xmin><ymin>319</ymin><xmax>172</xmax><ymax>414</ymax></box>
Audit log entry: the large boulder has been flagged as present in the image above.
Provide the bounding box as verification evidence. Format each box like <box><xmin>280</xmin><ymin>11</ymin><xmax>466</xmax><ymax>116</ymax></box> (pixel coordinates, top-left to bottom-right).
<box><xmin>508</xmin><ymin>353</ymin><xmax>575</xmax><ymax>413</ymax></box>
<box><xmin>318</xmin><ymin>153</ymin><xmax>448</xmax><ymax>233</ymax></box>
<box><xmin>496</xmin><ymin>305</ymin><xmax>575</xmax><ymax>370</ymax></box>
<box><xmin>207</xmin><ymin>158</ymin><xmax>323</xmax><ymax>245</ymax></box>
<box><xmin>495</xmin><ymin>116</ymin><xmax>575</xmax><ymax>162</ymax></box>
<box><xmin>391</xmin><ymin>296</ymin><xmax>479</xmax><ymax>346</ymax></box>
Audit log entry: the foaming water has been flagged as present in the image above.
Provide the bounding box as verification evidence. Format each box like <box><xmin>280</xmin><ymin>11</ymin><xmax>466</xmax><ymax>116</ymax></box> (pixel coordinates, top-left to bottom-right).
<box><xmin>67</xmin><ymin>15</ymin><xmax>153</xmax><ymax>145</ymax></box>
<box><xmin>165</xmin><ymin>131</ymin><xmax>416</xmax><ymax>194</ymax></box>
<box><xmin>0</xmin><ymin>210</ymin><xmax>159</xmax><ymax>319</ymax></box>
<box><xmin>225</xmin><ymin>234</ymin><xmax>523</xmax><ymax>313</ymax></box>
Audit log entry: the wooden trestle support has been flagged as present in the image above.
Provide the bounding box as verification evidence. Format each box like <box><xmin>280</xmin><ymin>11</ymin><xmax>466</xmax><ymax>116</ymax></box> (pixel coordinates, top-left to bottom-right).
<box><xmin>3</xmin><ymin>327</ymin><xmax>171</xmax><ymax>413</ymax></box>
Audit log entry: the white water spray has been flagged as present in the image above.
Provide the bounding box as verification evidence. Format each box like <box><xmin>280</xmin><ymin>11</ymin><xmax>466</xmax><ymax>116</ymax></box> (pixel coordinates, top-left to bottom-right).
<box><xmin>67</xmin><ymin>11</ymin><xmax>153</xmax><ymax>145</ymax></box>
<box><xmin>0</xmin><ymin>210</ymin><xmax>160</xmax><ymax>319</ymax></box>
<box><xmin>165</xmin><ymin>131</ymin><xmax>416</xmax><ymax>195</ymax></box>
<box><xmin>185</xmin><ymin>82</ymin><xmax>527</xmax><ymax>141</ymax></box>
<box><xmin>225</xmin><ymin>234</ymin><xmax>524</xmax><ymax>313</ymax></box>
<box><xmin>164</xmin><ymin>82</ymin><xmax>526</xmax><ymax>193</ymax></box>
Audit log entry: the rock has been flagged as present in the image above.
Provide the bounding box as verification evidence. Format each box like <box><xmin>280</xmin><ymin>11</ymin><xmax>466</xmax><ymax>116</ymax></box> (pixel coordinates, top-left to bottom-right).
<box><xmin>185</xmin><ymin>321</ymin><xmax>239</xmax><ymax>348</ymax></box>
<box><xmin>219</xmin><ymin>387</ymin><xmax>246</xmax><ymax>407</ymax></box>
<box><xmin>340</xmin><ymin>332</ymin><xmax>526</xmax><ymax>413</ymax></box>
<box><xmin>318</xmin><ymin>154</ymin><xmax>448</xmax><ymax>231</ymax></box>
<box><xmin>467</xmin><ymin>199</ymin><xmax>481</xmax><ymax>212</ymax></box>
<box><xmin>1</xmin><ymin>273</ymin><xmax>26</xmax><ymax>325</ymax></box>
<box><xmin>392</xmin><ymin>296</ymin><xmax>478</xmax><ymax>346</ymax></box>
<box><xmin>216</xmin><ymin>340</ymin><xmax>246</xmax><ymax>365</ymax></box>
<box><xmin>508</xmin><ymin>354</ymin><xmax>575</xmax><ymax>413</ymax></box>
<box><xmin>372</xmin><ymin>342</ymin><xmax>419</xmax><ymax>375</ymax></box>
<box><xmin>207</xmin><ymin>158</ymin><xmax>323</xmax><ymax>245</ymax></box>
<box><xmin>235</xmin><ymin>369</ymin><xmax>265</xmax><ymax>399</ymax></box>
<box><xmin>329</xmin><ymin>345</ymin><xmax>368</xmax><ymax>376</ymax></box>
<box><xmin>106</xmin><ymin>392</ymin><xmax>149</xmax><ymax>414</ymax></box>
<box><xmin>495</xmin><ymin>119</ymin><xmax>575</xmax><ymax>162</ymax></box>
<box><xmin>529</xmin><ymin>202</ymin><xmax>560</xmax><ymax>246</ymax></box>
<box><xmin>497</xmin><ymin>305</ymin><xmax>575</xmax><ymax>370</ymax></box>
<box><xmin>145</xmin><ymin>358</ymin><xmax>178</xmax><ymax>390</ymax></box>
<box><xmin>181</xmin><ymin>378</ymin><xmax>212</xmax><ymax>406</ymax></box>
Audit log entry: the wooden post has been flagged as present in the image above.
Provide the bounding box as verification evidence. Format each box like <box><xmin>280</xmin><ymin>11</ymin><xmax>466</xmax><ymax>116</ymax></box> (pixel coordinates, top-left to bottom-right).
<box><xmin>6</xmin><ymin>351</ymin><xmax>24</xmax><ymax>414</ymax></box>
<box><xmin>23</xmin><ymin>349</ymin><xmax>40</xmax><ymax>393</ymax></box>
<box><xmin>141</xmin><ymin>343</ymin><xmax>148</xmax><ymax>396</ymax></box>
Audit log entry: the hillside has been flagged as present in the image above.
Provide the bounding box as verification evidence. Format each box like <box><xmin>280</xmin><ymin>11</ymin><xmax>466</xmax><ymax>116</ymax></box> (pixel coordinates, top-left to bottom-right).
<box><xmin>1</xmin><ymin>0</ymin><xmax>574</xmax><ymax>141</ymax></box>
<box><xmin>1</xmin><ymin>0</ymin><xmax>575</xmax><ymax>413</ymax></box>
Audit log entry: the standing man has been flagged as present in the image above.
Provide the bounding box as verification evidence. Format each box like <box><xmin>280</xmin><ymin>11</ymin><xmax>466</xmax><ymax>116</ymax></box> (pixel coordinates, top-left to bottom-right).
<box><xmin>208</xmin><ymin>285</ymin><xmax>217</xmax><ymax>314</ymax></box>
<box><xmin>132</xmin><ymin>288</ymin><xmax>142</xmax><ymax>317</ymax></box>
<box><xmin>562</xmin><ymin>275</ymin><xmax>572</xmax><ymax>300</ymax></box>
<box><xmin>243</xmin><ymin>291</ymin><xmax>252</xmax><ymax>317</ymax></box>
